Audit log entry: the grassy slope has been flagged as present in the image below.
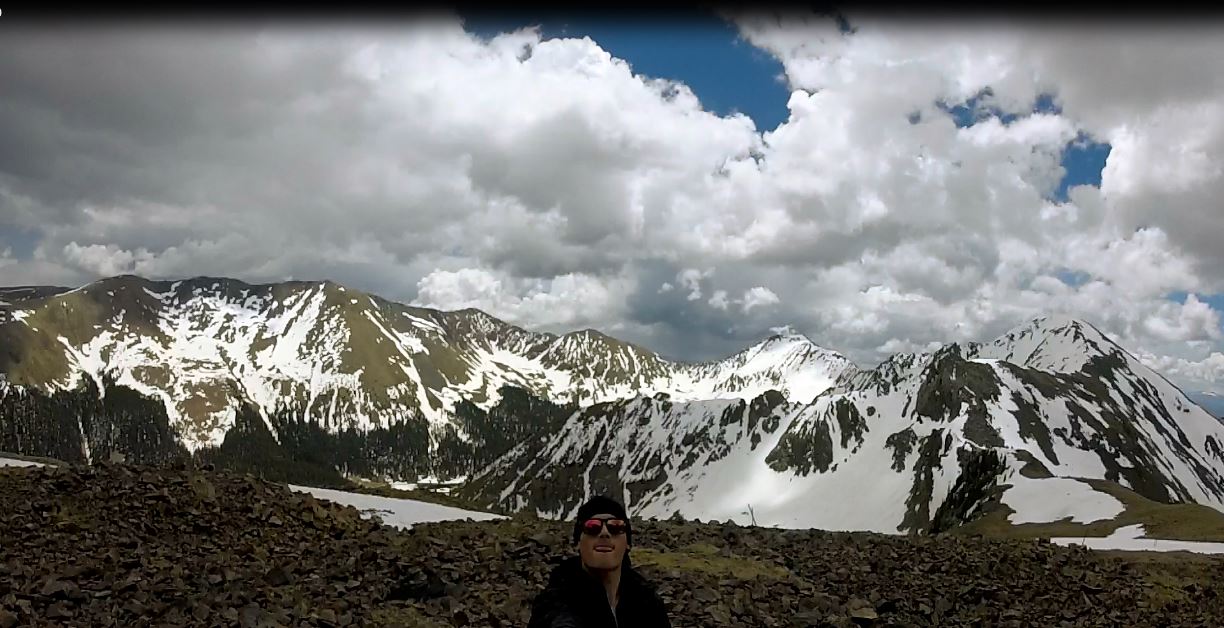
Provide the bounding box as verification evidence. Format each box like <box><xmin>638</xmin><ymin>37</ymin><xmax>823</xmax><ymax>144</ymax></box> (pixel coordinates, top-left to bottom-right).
<box><xmin>951</xmin><ymin>477</ymin><xmax>1224</xmax><ymax>543</ymax></box>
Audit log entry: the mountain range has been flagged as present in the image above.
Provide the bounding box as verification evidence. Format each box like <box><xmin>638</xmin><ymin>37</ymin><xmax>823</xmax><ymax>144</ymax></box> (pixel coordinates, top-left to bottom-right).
<box><xmin>0</xmin><ymin>275</ymin><xmax>849</xmax><ymax>447</ymax></box>
<box><xmin>3</xmin><ymin>274</ymin><xmax>1224</xmax><ymax>535</ymax></box>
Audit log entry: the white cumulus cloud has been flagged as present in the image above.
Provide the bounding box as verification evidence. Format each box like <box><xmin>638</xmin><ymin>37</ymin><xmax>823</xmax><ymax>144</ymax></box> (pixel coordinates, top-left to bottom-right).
<box><xmin>742</xmin><ymin>286</ymin><xmax>780</xmax><ymax>311</ymax></box>
<box><xmin>0</xmin><ymin>14</ymin><xmax>1222</xmax><ymax>394</ymax></box>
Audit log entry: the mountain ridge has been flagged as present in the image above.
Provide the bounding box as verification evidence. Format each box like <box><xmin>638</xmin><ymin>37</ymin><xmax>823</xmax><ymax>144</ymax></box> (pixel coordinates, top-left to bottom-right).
<box><xmin>6</xmin><ymin>274</ymin><xmax>1224</xmax><ymax>536</ymax></box>
<box><xmin>0</xmin><ymin>274</ymin><xmax>856</xmax><ymax>449</ymax></box>
<box><xmin>462</xmin><ymin>314</ymin><xmax>1224</xmax><ymax>534</ymax></box>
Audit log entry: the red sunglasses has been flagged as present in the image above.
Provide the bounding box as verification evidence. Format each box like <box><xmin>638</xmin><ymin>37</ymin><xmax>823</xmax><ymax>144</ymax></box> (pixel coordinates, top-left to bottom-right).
<box><xmin>581</xmin><ymin>518</ymin><xmax>628</xmax><ymax>537</ymax></box>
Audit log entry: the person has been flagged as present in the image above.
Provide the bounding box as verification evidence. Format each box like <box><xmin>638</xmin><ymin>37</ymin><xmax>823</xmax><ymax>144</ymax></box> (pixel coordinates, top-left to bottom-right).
<box><xmin>527</xmin><ymin>495</ymin><xmax>671</xmax><ymax>628</ymax></box>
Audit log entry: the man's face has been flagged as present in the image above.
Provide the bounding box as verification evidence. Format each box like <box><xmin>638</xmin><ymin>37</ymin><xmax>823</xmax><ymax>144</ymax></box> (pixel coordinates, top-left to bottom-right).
<box><xmin>578</xmin><ymin>514</ymin><xmax>629</xmax><ymax>572</ymax></box>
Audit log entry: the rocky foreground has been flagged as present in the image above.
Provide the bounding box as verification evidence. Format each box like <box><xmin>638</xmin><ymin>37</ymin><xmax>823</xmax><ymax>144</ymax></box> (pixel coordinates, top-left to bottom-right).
<box><xmin>2</xmin><ymin>464</ymin><xmax>1224</xmax><ymax>627</ymax></box>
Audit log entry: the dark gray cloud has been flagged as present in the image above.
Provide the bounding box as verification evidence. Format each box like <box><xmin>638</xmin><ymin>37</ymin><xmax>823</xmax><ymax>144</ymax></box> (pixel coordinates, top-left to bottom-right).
<box><xmin>0</xmin><ymin>29</ymin><xmax>362</xmax><ymax>215</ymax></box>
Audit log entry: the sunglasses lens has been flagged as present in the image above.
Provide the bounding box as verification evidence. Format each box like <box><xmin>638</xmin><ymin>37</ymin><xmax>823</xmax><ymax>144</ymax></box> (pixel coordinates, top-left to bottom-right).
<box><xmin>581</xmin><ymin>518</ymin><xmax>628</xmax><ymax>536</ymax></box>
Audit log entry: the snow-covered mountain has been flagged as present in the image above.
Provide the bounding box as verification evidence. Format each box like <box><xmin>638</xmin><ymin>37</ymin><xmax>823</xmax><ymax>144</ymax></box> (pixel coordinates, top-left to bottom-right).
<box><xmin>6</xmin><ymin>276</ymin><xmax>1224</xmax><ymax>535</ymax></box>
<box><xmin>460</xmin><ymin>316</ymin><xmax>1224</xmax><ymax>534</ymax></box>
<box><xmin>0</xmin><ymin>275</ymin><xmax>853</xmax><ymax>450</ymax></box>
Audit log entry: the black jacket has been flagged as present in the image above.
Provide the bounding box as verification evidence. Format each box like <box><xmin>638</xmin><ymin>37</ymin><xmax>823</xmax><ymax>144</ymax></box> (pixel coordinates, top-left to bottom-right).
<box><xmin>527</xmin><ymin>556</ymin><xmax>671</xmax><ymax>628</ymax></box>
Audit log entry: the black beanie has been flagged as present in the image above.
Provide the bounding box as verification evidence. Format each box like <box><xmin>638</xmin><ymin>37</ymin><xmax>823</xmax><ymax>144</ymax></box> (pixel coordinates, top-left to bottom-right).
<box><xmin>572</xmin><ymin>495</ymin><xmax>632</xmax><ymax>546</ymax></box>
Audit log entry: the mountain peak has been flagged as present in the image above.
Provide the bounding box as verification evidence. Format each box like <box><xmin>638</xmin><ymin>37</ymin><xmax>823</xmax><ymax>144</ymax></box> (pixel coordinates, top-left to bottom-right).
<box><xmin>754</xmin><ymin>325</ymin><xmax>851</xmax><ymax>364</ymax></box>
<box><xmin>550</xmin><ymin>328</ymin><xmax>657</xmax><ymax>359</ymax></box>
<box><xmin>1028</xmin><ymin>314</ymin><xmax>1099</xmax><ymax>334</ymax></box>
<box><xmin>448</xmin><ymin>307</ymin><xmax>506</xmax><ymax>324</ymax></box>
<box><xmin>974</xmin><ymin>314</ymin><xmax>1123</xmax><ymax>373</ymax></box>
<box><xmin>1012</xmin><ymin>314</ymin><xmax>1115</xmax><ymax>347</ymax></box>
<box><xmin>567</xmin><ymin>327</ymin><xmax>608</xmax><ymax>337</ymax></box>
<box><xmin>768</xmin><ymin>324</ymin><xmax>806</xmax><ymax>340</ymax></box>
<box><xmin>81</xmin><ymin>274</ymin><xmax>153</xmax><ymax>292</ymax></box>
<box><xmin>563</xmin><ymin>328</ymin><xmax>623</xmax><ymax>344</ymax></box>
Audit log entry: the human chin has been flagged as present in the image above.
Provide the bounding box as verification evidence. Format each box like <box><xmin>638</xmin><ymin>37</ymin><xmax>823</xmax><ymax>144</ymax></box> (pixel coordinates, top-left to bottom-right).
<box><xmin>582</xmin><ymin>541</ymin><xmax>624</xmax><ymax>570</ymax></box>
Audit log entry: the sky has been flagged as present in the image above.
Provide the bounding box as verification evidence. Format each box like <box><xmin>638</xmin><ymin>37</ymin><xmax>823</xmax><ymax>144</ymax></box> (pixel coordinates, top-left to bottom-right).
<box><xmin>1</xmin><ymin>12</ymin><xmax>1223</xmax><ymax>396</ymax></box>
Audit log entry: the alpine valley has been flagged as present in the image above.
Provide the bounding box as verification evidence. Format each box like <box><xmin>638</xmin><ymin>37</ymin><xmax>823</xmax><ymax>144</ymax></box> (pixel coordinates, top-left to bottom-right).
<box><xmin>3</xmin><ymin>275</ymin><xmax>1224</xmax><ymax>536</ymax></box>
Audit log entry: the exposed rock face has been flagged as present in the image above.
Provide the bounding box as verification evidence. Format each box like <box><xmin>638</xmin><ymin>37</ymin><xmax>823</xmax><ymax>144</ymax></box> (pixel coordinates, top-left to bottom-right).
<box><xmin>460</xmin><ymin>390</ymin><xmax>796</xmax><ymax>519</ymax></box>
<box><xmin>467</xmin><ymin>317</ymin><xmax>1224</xmax><ymax>534</ymax></box>
<box><xmin>3</xmin><ymin>463</ymin><xmax>1224</xmax><ymax>627</ymax></box>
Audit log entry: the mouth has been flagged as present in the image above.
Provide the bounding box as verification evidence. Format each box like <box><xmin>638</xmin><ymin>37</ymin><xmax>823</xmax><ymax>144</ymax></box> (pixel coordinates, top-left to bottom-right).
<box><xmin>594</xmin><ymin>546</ymin><xmax>615</xmax><ymax>553</ymax></box>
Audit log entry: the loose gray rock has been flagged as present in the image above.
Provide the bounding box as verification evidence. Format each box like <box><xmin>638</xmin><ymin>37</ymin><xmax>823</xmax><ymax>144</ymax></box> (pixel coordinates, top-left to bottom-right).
<box><xmin>2</xmin><ymin>463</ymin><xmax>1223</xmax><ymax>627</ymax></box>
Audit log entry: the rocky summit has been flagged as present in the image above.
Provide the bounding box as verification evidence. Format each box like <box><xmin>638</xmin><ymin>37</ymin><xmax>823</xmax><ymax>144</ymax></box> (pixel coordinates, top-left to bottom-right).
<box><xmin>3</xmin><ymin>463</ymin><xmax>1224</xmax><ymax>627</ymax></box>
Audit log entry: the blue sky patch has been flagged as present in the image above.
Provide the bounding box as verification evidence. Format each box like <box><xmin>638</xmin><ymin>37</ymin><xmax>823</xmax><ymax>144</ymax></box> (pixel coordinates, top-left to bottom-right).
<box><xmin>940</xmin><ymin>91</ymin><xmax>1061</xmax><ymax>127</ymax></box>
<box><xmin>1055</xmin><ymin>269</ymin><xmax>1092</xmax><ymax>287</ymax></box>
<box><xmin>1056</xmin><ymin>134</ymin><xmax>1112</xmax><ymax>202</ymax></box>
<box><xmin>938</xmin><ymin>89</ymin><xmax>1111</xmax><ymax>203</ymax></box>
<box><xmin>939</xmin><ymin>88</ymin><xmax>1022</xmax><ymax>127</ymax></box>
<box><xmin>460</xmin><ymin>9</ymin><xmax>792</xmax><ymax>132</ymax></box>
<box><xmin>1167</xmin><ymin>291</ymin><xmax>1224</xmax><ymax>315</ymax></box>
<box><xmin>0</xmin><ymin>226</ymin><xmax>40</xmax><ymax>259</ymax></box>
<box><xmin>1033</xmin><ymin>93</ymin><xmax>1060</xmax><ymax>115</ymax></box>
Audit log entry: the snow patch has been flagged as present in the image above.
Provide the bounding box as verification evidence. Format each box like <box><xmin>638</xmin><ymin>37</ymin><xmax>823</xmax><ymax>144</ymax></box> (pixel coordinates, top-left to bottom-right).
<box><xmin>1051</xmin><ymin>524</ymin><xmax>1224</xmax><ymax>555</ymax></box>
<box><xmin>142</xmin><ymin>287</ymin><xmax>174</xmax><ymax>302</ymax></box>
<box><xmin>1002</xmin><ymin>477</ymin><xmax>1125</xmax><ymax>524</ymax></box>
<box><xmin>287</xmin><ymin>484</ymin><xmax>501</xmax><ymax>529</ymax></box>
<box><xmin>0</xmin><ymin>457</ymin><xmax>44</xmax><ymax>468</ymax></box>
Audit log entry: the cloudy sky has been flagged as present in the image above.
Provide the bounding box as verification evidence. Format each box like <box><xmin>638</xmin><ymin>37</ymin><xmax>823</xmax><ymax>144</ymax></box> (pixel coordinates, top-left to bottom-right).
<box><xmin>1</xmin><ymin>11</ymin><xmax>1223</xmax><ymax>395</ymax></box>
